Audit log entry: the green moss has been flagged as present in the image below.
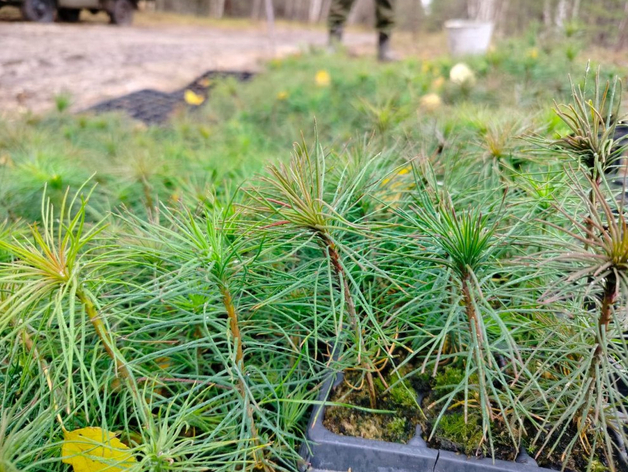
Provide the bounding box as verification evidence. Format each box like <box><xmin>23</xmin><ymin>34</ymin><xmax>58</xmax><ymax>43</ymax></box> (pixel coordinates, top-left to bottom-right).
<box><xmin>373</xmin><ymin>377</ymin><xmax>386</xmax><ymax>394</ymax></box>
<box><xmin>434</xmin><ymin>367</ymin><xmax>465</xmax><ymax>397</ymax></box>
<box><xmin>435</xmin><ymin>411</ymin><xmax>485</xmax><ymax>456</ymax></box>
<box><xmin>387</xmin><ymin>379</ymin><xmax>418</xmax><ymax>408</ymax></box>
<box><xmin>590</xmin><ymin>460</ymin><xmax>609</xmax><ymax>472</ymax></box>
<box><xmin>385</xmin><ymin>417</ymin><xmax>407</xmax><ymax>442</ymax></box>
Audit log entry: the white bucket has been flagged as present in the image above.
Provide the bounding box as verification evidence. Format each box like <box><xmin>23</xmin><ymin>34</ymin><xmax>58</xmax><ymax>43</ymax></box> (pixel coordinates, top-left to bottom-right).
<box><xmin>444</xmin><ymin>20</ymin><xmax>494</xmax><ymax>56</ymax></box>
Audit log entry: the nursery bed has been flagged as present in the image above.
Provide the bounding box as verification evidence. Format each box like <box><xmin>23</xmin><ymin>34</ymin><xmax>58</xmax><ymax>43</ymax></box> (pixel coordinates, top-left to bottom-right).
<box><xmin>300</xmin><ymin>373</ymin><xmax>549</xmax><ymax>472</ymax></box>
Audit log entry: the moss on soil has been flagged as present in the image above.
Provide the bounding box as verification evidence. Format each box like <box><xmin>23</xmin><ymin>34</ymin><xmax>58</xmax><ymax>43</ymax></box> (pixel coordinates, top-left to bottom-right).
<box><xmin>323</xmin><ymin>363</ymin><xmax>620</xmax><ymax>470</ymax></box>
<box><xmin>323</xmin><ymin>366</ymin><xmax>426</xmax><ymax>444</ymax></box>
<box><xmin>418</xmin><ymin>366</ymin><xmax>520</xmax><ymax>461</ymax></box>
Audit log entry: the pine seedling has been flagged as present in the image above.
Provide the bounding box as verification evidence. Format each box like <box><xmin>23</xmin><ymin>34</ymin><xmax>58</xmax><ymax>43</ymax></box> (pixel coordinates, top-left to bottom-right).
<box><xmin>251</xmin><ymin>137</ymin><xmax>379</xmax><ymax>409</ymax></box>
<box><xmin>0</xmin><ymin>187</ymin><xmax>149</xmax><ymax>428</ymax></box>
<box><xmin>535</xmin><ymin>173</ymin><xmax>628</xmax><ymax>471</ymax></box>
<box><xmin>397</xmin><ymin>180</ymin><xmax>526</xmax><ymax>458</ymax></box>
<box><xmin>544</xmin><ymin>68</ymin><xmax>626</xmax><ymax>244</ymax></box>
<box><xmin>118</xmin><ymin>198</ymin><xmax>276</xmax><ymax>471</ymax></box>
<box><xmin>551</xmin><ymin>68</ymin><xmax>624</xmax><ymax>179</ymax></box>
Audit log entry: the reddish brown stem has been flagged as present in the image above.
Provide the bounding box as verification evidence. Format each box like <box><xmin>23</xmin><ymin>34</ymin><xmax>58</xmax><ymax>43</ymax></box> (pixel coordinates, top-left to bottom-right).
<box><xmin>461</xmin><ymin>274</ymin><xmax>494</xmax><ymax>420</ymax></box>
<box><xmin>221</xmin><ymin>288</ymin><xmax>244</xmax><ymax>367</ymax></box>
<box><xmin>461</xmin><ymin>276</ymin><xmax>485</xmax><ymax>348</ymax></box>
<box><xmin>318</xmin><ymin>232</ymin><xmax>377</xmax><ymax>409</ymax></box>
<box><xmin>220</xmin><ymin>285</ymin><xmax>265</xmax><ymax>467</ymax></box>
<box><xmin>140</xmin><ymin>176</ymin><xmax>155</xmax><ymax>216</ymax></box>
<box><xmin>77</xmin><ymin>290</ymin><xmax>133</xmax><ymax>383</ymax></box>
<box><xmin>591</xmin><ymin>272</ymin><xmax>617</xmax><ymax>374</ymax></box>
<box><xmin>584</xmin><ymin>179</ymin><xmax>600</xmax><ymax>252</ymax></box>
<box><xmin>577</xmin><ymin>272</ymin><xmax>618</xmax><ymax>437</ymax></box>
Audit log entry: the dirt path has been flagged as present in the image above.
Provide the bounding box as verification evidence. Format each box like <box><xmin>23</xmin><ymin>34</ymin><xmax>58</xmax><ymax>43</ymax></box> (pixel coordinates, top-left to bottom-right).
<box><xmin>0</xmin><ymin>18</ymin><xmax>374</xmax><ymax>114</ymax></box>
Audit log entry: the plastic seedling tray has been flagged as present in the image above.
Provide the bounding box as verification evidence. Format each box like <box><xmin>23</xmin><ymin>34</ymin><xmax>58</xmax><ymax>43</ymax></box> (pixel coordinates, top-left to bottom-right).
<box><xmin>300</xmin><ymin>372</ymin><xmax>551</xmax><ymax>472</ymax></box>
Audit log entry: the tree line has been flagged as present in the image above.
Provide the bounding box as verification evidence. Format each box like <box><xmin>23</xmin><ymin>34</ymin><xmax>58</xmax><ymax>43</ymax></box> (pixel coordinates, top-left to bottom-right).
<box><xmin>151</xmin><ymin>0</ymin><xmax>628</xmax><ymax>49</ymax></box>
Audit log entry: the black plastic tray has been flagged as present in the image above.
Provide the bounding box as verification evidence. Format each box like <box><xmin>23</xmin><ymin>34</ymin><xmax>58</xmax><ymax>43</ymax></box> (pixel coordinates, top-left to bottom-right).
<box><xmin>300</xmin><ymin>372</ymin><xmax>550</xmax><ymax>472</ymax></box>
<box><xmin>85</xmin><ymin>70</ymin><xmax>255</xmax><ymax>124</ymax></box>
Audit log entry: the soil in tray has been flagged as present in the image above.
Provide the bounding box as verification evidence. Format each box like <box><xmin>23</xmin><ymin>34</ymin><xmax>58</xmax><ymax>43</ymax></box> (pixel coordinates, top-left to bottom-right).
<box><xmin>420</xmin><ymin>366</ymin><xmax>520</xmax><ymax>461</ymax></box>
<box><xmin>323</xmin><ymin>363</ymin><xmax>518</xmax><ymax>460</ymax></box>
<box><xmin>322</xmin><ymin>362</ymin><xmax>618</xmax><ymax>470</ymax></box>
<box><xmin>323</xmin><ymin>365</ymin><xmax>427</xmax><ymax>444</ymax></box>
<box><xmin>529</xmin><ymin>426</ymin><xmax>614</xmax><ymax>472</ymax></box>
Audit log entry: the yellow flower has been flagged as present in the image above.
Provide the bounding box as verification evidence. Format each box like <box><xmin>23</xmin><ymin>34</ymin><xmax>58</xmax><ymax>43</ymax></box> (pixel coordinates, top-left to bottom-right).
<box><xmin>315</xmin><ymin>70</ymin><xmax>331</xmax><ymax>87</ymax></box>
<box><xmin>276</xmin><ymin>91</ymin><xmax>289</xmax><ymax>100</ymax></box>
<box><xmin>449</xmin><ymin>63</ymin><xmax>475</xmax><ymax>86</ymax></box>
<box><xmin>420</xmin><ymin>93</ymin><xmax>443</xmax><ymax>112</ymax></box>
<box><xmin>421</xmin><ymin>61</ymin><xmax>431</xmax><ymax>74</ymax></box>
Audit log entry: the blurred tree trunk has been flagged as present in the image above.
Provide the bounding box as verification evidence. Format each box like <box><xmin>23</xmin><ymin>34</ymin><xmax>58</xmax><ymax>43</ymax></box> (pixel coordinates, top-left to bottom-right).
<box><xmin>212</xmin><ymin>0</ymin><xmax>226</xmax><ymax>18</ymax></box>
<box><xmin>411</xmin><ymin>0</ymin><xmax>423</xmax><ymax>36</ymax></box>
<box><xmin>285</xmin><ymin>0</ymin><xmax>295</xmax><ymax>19</ymax></box>
<box><xmin>543</xmin><ymin>0</ymin><xmax>552</xmax><ymax>26</ymax></box>
<box><xmin>266</xmin><ymin>0</ymin><xmax>276</xmax><ymax>52</ymax></box>
<box><xmin>572</xmin><ymin>0</ymin><xmax>581</xmax><ymax>19</ymax></box>
<box><xmin>615</xmin><ymin>0</ymin><xmax>628</xmax><ymax>49</ymax></box>
<box><xmin>252</xmin><ymin>0</ymin><xmax>263</xmax><ymax>19</ymax></box>
<box><xmin>296</xmin><ymin>0</ymin><xmax>306</xmax><ymax>21</ymax></box>
<box><xmin>555</xmin><ymin>0</ymin><xmax>568</xmax><ymax>27</ymax></box>
<box><xmin>468</xmin><ymin>0</ymin><xmax>497</xmax><ymax>21</ymax></box>
<box><xmin>495</xmin><ymin>0</ymin><xmax>509</xmax><ymax>35</ymax></box>
<box><xmin>309</xmin><ymin>0</ymin><xmax>323</xmax><ymax>22</ymax></box>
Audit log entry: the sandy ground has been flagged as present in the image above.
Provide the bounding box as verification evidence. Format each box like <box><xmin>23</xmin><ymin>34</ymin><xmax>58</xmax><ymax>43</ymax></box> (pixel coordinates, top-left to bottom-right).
<box><xmin>0</xmin><ymin>16</ymin><xmax>374</xmax><ymax>114</ymax></box>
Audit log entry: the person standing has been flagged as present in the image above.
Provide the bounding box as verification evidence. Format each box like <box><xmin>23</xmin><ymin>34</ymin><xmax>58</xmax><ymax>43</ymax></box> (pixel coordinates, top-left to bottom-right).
<box><xmin>328</xmin><ymin>0</ymin><xmax>397</xmax><ymax>61</ymax></box>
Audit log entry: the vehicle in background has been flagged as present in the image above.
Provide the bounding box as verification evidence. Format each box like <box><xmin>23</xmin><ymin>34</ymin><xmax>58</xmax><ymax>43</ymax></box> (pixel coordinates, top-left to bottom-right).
<box><xmin>0</xmin><ymin>0</ymin><xmax>136</xmax><ymax>24</ymax></box>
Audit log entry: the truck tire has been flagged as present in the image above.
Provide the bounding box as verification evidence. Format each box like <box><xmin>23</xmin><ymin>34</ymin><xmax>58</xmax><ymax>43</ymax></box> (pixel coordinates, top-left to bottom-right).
<box><xmin>57</xmin><ymin>8</ymin><xmax>80</xmax><ymax>22</ymax></box>
<box><xmin>109</xmin><ymin>0</ymin><xmax>133</xmax><ymax>25</ymax></box>
<box><xmin>21</xmin><ymin>0</ymin><xmax>55</xmax><ymax>22</ymax></box>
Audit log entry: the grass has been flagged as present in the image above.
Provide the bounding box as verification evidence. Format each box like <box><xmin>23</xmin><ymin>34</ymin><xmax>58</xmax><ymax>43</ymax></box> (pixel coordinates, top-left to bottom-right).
<box><xmin>1</xmin><ymin>33</ymin><xmax>628</xmax><ymax>472</ymax></box>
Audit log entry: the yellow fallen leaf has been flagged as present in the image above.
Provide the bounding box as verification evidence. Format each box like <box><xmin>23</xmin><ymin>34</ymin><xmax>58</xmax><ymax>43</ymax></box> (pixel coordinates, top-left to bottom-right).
<box><xmin>315</xmin><ymin>70</ymin><xmax>331</xmax><ymax>87</ymax></box>
<box><xmin>526</xmin><ymin>47</ymin><xmax>539</xmax><ymax>60</ymax></box>
<box><xmin>156</xmin><ymin>356</ymin><xmax>172</xmax><ymax>370</ymax></box>
<box><xmin>0</xmin><ymin>154</ymin><xmax>13</xmax><ymax>167</ymax></box>
<box><xmin>62</xmin><ymin>427</ymin><xmax>136</xmax><ymax>472</ymax></box>
<box><xmin>432</xmin><ymin>76</ymin><xmax>445</xmax><ymax>90</ymax></box>
<box><xmin>184</xmin><ymin>89</ymin><xmax>205</xmax><ymax>106</ymax></box>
